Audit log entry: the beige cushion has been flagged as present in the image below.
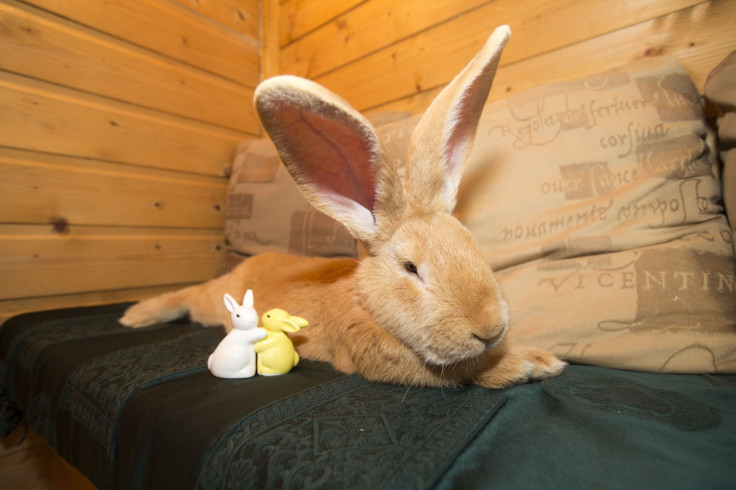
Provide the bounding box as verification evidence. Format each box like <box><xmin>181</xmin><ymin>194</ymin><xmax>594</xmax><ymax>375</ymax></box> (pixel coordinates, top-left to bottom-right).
<box><xmin>469</xmin><ymin>56</ymin><xmax>736</xmax><ymax>373</ymax></box>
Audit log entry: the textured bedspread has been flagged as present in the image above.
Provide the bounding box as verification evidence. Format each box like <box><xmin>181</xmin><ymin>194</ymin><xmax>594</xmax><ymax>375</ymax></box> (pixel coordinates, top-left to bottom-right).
<box><xmin>1</xmin><ymin>304</ymin><xmax>735</xmax><ymax>489</ymax></box>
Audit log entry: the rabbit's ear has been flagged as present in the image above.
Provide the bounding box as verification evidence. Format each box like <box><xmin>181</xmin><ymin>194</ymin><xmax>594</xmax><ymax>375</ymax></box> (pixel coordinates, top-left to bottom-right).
<box><xmin>405</xmin><ymin>25</ymin><xmax>510</xmax><ymax>214</ymax></box>
<box><xmin>255</xmin><ymin>76</ymin><xmax>404</xmax><ymax>246</ymax></box>
<box><xmin>243</xmin><ymin>289</ymin><xmax>254</xmax><ymax>308</ymax></box>
<box><xmin>223</xmin><ymin>293</ymin><xmax>237</xmax><ymax>313</ymax></box>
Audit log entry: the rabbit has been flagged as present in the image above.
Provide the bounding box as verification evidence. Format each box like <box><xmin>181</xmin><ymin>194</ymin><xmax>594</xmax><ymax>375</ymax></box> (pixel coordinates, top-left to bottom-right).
<box><xmin>120</xmin><ymin>25</ymin><xmax>566</xmax><ymax>388</ymax></box>
<box><xmin>207</xmin><ymin>290</ymin><xmax>267</xmax><ymax>378</ymax></box>
<box><xmin>254</xmin><ymin>309</ymin><xmax>308</xmax><ymax>376</ymax></box>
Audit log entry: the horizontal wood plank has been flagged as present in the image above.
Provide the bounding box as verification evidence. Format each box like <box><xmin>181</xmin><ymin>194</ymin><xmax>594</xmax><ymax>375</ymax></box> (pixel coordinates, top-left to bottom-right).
<box><xmin>0</xmin><ymin>1</ymin><xmax>257</xmax><ymax>132</ymax></box>
<box><xmin>0</xmin><ymin>225</ymin><xmax>225</xmax><ymax>300</ymax></box>
<box><xmin>0</xmin><ymin>429</ymin><xmax>52</xmax><ymax>490</ymax></box>
<box><xmin>49</xmin><ymin>450</ymin><xmax>96</xmax><ymax>490</ymax></box>
<box><xmin>172</xmin><ymin>0</ymin><xmax>260</xmax><ymax>39</ymax></box>
<box><xmin>24</xmin><ymin>0</ymin><xmax>260</xmax><ymax>86</ymax></box>
<box><xmin>493</xmin><ymin>0</ymin><xmax>736</xmax><ymax>97</ymax></box>
<box><xmin>314</xmin><ymin>0</ymin><xmax>732</xmax><ymax>112</ymax></box>
<box><xmin>279</xmin><ymin>0</ymin><xmax>363</xmax><ymax>46</ymax></box>
<box><xmin>282</xmin><ymin>0</ymin><xmax>703</xmax><ymax>80</ymax></box>
<box><xmin>281</xmin><ymin>0</ymin><xmax>487</xmax><ymax>77</ymax></box>
<box><xmin>0</xmin><ymin>428</ymin><xmax>96</xmax><ymax>490</ymax></box>
<box><xmin>0</xmin><ymin>71</ymin><xmax>249</xmax><ymax>176</ymax></box>
<box><xmin>0</xmin><ymin>148</ymin><xmax>227</xmax><ymax>229</ymax></box>
<box><xmin>372</xmin><ymin>0</ymin><xmax>735</xmax><ymax>115</ymax></box>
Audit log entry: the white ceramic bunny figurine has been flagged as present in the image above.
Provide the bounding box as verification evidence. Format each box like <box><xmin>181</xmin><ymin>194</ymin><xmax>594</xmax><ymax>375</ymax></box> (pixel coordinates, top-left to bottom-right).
<box><xmin>207</xmin><ymin>290</ymin><xmax>267</xmax><ymax>379</ymax></box>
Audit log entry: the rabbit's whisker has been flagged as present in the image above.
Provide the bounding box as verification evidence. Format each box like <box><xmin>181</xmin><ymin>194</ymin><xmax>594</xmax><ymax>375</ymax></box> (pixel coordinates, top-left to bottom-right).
<box><xmin>401</xmin><ymin>386</ymin><xmax>411</xmax><ymax>404</ymax></box>
<box><xmin>508</xmin><ymin>306</ymin><xmax>561</xmax><ymax>320</ymax></box>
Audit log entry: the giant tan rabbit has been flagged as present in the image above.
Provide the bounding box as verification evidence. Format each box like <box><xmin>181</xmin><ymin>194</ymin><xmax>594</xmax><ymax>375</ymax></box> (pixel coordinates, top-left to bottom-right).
<box><xmin>120</xmin><ymin>26</ymin><xmax>566</xmax><ymax>388</ymax></box>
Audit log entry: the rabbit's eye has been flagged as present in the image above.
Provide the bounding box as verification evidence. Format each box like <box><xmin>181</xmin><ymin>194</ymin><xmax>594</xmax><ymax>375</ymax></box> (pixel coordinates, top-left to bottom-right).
<box><xmin>403</xmin><ymin>261</ymin><xmax>419</xmax><ymax>276</ymax></box>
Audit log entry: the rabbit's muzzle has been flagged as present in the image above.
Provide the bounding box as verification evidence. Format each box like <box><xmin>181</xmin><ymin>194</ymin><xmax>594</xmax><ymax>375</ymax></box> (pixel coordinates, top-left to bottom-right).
<box><xmin>470</xmin><ymin>301</ymin><xmax>509</xmax><ymax>352</ymax></box>
<box><xmin>471</xmin><ymin>325</ymin><xmax>507</xmax><ymax>351</ymax></box>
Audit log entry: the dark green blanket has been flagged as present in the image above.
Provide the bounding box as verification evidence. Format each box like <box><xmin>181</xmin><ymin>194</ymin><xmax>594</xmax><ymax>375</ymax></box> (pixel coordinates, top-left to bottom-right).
<box><xmin>1</xmin><ymin>304</ymin><xmax>735</xmax><ymax>489</ymax></box>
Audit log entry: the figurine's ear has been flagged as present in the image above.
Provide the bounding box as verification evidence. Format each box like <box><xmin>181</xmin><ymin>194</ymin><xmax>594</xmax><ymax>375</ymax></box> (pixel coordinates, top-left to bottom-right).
<box><xmin>223</xmin><ymin>293</ymin><xmax>237</xmax><ymax>313</ymax></box>
<box><xmin>281</xmin><ymin>324</ymin><xmax>300</xmax><ymax>333</ymax></box>
<box><xmin>243</xmin><ymin>289</ymin><xmax>254</xmax><ymax>308</ymax></box>
<box><xmin>405</xmin><ymin>25</ymin><xmax>510</xmax><ymax>213</ymax></box>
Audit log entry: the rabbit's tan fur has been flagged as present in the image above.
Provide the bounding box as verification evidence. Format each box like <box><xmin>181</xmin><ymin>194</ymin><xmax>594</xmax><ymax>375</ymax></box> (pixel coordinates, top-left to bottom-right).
<box><xmin>120</xmin><ymin>26</ymin><xmax>565</xmax><ymax>388</ymax></box>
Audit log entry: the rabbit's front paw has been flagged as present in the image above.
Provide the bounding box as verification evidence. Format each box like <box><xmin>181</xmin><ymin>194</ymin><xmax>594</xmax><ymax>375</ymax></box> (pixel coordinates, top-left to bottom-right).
<box><xmin>519</xmin><ymin>344</ymin><xmax>567</xmax><ymax>380</ymax></box>
<box><xmin>476</xmin><ymin>342</ymin><xmax>566</xmax><ymax>389</ymax></box>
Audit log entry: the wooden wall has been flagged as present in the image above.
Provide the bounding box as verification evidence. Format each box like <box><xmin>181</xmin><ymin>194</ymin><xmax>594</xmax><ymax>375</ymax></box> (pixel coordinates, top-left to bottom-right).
<box><xmin>276</xmin><ymin>0</ymin><xmax>735</xmax><ymax>114</ymax></box>
<box><xmin>0</xmin><ymin>0</ymin><xmax>260</xmax><ymax>322</ymax></box>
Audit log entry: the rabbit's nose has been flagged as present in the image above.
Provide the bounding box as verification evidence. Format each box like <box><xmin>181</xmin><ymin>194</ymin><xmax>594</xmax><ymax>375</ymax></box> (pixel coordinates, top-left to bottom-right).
<box><xmin>472</xmin><ymin>321</ymin><xmax>507</xmax><ymax>350</ymax></box>
<box><xmin>471</xmin><ymin>302</ymin><xmax>509</xmax><ymax>349</ymax></box>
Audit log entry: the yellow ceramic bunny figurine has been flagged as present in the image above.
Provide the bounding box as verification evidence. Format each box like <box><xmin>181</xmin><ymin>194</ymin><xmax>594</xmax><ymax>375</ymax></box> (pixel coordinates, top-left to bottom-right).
<box><xmin>254</xmin><ymin>309</ymin><xmax>308</xmax><ymax>375</ymax></box>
